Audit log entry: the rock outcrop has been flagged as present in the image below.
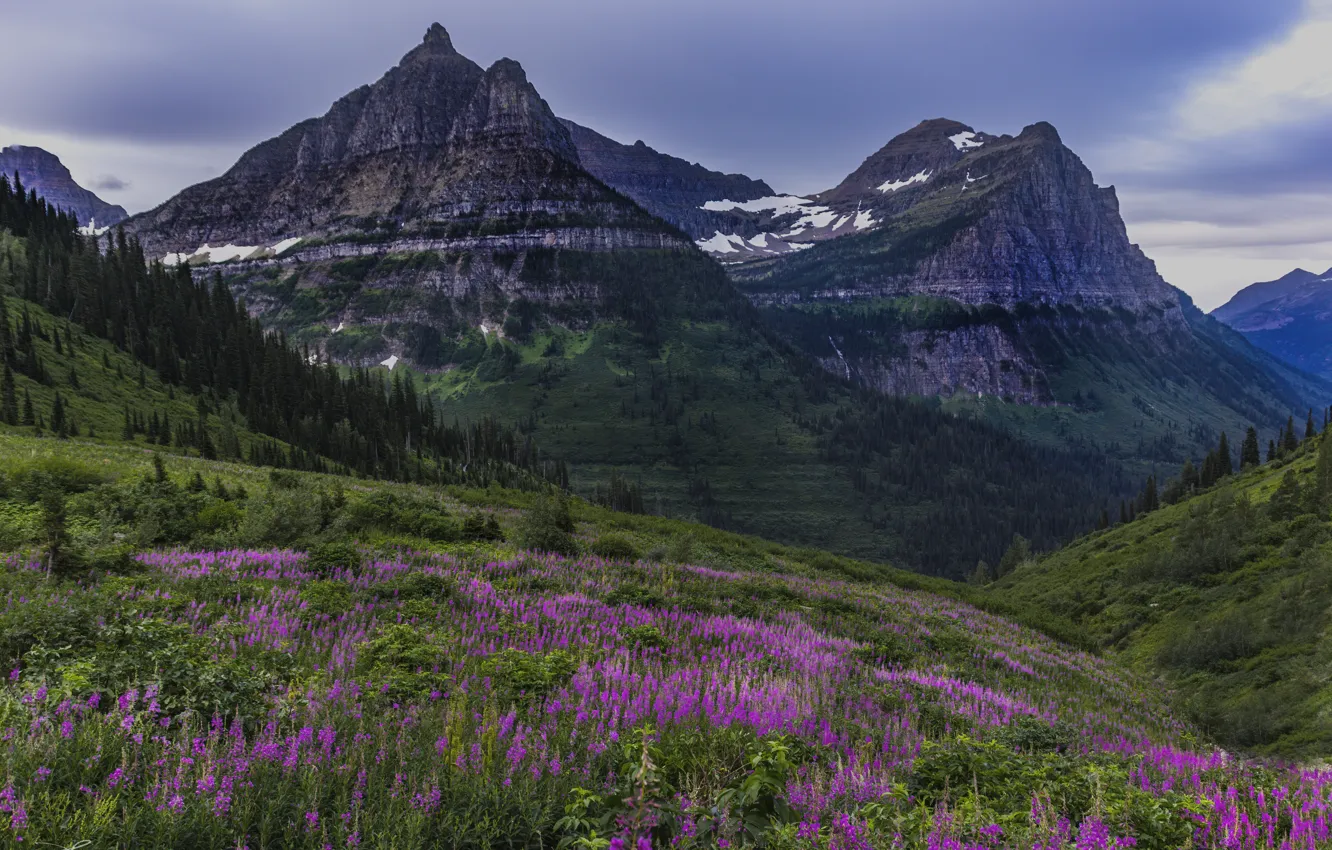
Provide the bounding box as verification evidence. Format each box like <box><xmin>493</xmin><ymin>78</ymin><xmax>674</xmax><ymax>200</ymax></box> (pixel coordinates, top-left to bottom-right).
<box><xmin>0</xmin><ymin>145</ymin><xmax>128</xmax><ymax>228</ymax></box>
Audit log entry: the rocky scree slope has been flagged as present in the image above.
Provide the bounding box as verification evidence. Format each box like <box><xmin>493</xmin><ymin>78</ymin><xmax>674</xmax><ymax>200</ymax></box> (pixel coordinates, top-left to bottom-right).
<box><xmin>1212</xmin><ymin>267</ymin><xmax>1332</xmax><ymax>381</ymax></box>
<box><xmin>0</xmin><ymin>145</ymin><xmax>127</xmax><ymax>228</ymax></box>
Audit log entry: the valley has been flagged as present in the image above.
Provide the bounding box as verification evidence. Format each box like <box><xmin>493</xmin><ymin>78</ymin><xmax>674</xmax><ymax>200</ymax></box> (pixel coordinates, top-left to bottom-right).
<box><xmin>2</xmin><ymin>14</ymin><xmax>1332</xmax><ymax>850</ymax></box>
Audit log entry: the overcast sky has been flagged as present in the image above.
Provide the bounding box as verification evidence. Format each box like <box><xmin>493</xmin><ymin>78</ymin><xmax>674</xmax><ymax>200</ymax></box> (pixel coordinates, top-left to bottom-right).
<box><xmin>3</xmin><ymin>0</ymin><xmax>1331</xmax><ymax>309</ymax></box>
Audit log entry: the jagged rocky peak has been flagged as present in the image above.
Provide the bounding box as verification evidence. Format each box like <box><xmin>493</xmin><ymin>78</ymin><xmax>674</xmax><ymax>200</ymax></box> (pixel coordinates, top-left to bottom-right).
<box><xmin>450</xmin><ymin>58</ymin><xmax>579</xmax><ymax>160</ymax></box>
<box><xmin>0</xmin><ymin>145</ymin><xmax>128</xmax><ymax>228</ymax></box>
<box><xmin>123</xmin><ymin>23</ymin><xmax>660</xmax><ymax>258</ymax></box>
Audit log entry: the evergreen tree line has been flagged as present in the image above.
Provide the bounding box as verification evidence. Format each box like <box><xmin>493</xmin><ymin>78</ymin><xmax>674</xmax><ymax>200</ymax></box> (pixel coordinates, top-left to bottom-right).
<box><xmin>1114</xmin><ymin>408</ymin><xmax>1332</xmax><ymax>525</ymax></box>
<box><xmin>0</xmin><ymin>174</ymin><xmax>567</xmax><ymax>490</ymax></box>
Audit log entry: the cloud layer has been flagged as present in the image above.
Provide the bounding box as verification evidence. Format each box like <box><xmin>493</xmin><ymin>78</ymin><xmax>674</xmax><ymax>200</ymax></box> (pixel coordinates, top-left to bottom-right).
<box><xmin>0</xmin><ymin>0</ymin><xmax>1326</xmax><ymax>307</ymax></box>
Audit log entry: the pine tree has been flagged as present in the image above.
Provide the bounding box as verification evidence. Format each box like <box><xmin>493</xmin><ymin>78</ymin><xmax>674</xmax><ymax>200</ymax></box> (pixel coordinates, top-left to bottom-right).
<box><xmin>0</xmin><ymin>364</ymin><xmax>15</xmax><ymax>425</ymax></box>
<box><xmin>1241</xmin><ymin>426</ymin><xmax>1261</xmax><ymax>469</ymax></box>
<box><xmin>50</xmin><ymin>392</ymin><xmax>67</xmax><ymax>437</ymax></box>
<box><xmin>121</xmin><ymin>407</ymin><xmax>134</xmax><ymax>441</ymax></box>
<box><xmin>1282</xmin><ymin>417</ymin><xmax>1299</xmax><ymax>454</ymax></box>
<box><xmin>67</xmin><ymin>365</ymin><xmax>79</xmax><ymax>390</ymax></box>
<box><xmin>21</xmin><ymin>388</ymin><xmax>34</xmax><ymax>426</ymax></box>
<box><xmin>1315</xmin><ymin>428</ymin><xmax>1332</xmax><ymax>511</ymax></box>
<box><xmin>1217</xmin><ymin>432</ymin><xmax>1233</xmax><ymax>478</ymax></box>
<box><xmin>1268</xmin><ymin>440</ymin><xmax>1278</xmax><ymax>463</ymax></box>
<box><xmin>1306</xmin><ymin>410</ymin><xmax>1317</xmax><ymax>441</ymax></box>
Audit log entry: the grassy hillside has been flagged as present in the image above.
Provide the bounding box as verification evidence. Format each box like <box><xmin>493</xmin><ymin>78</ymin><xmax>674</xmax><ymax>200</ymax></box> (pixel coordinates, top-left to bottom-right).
<box><xmin>2</xmin><ymin>436</ymin><xmax>1330</xmax><ymax>848</ymax></box>
<box><xmin>0</xmin><ymin>295</ymin><xmax>262</xmax><ymax>454</ymax></box>
<box><xmin>994</xmin><ymin>432</ymin><xmax>1332</xmax><ymax>759</ymax></box>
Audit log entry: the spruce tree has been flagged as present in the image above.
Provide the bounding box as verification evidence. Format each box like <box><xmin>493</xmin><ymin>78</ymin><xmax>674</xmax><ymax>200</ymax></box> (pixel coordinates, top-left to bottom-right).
<box><xmin>1268</xmin><ymin>440</ymin><xmax>1278</xmax><ymax>463</ymax></box>
<box><xmin>1282</xmin><ymin>417</ymin><xmax>1299</xmax><ymax>454</ymax></box>
<box><xmin>1306</xmin><ymin>410</ymin><xmax>1317</xmax><ymax>441</ymax></box>
<box><xmin>21</xmin><ymin>388</ymin><xmax>34</xmax><ymax>426</ymax></box>
<box><xmin>1217</xmin><ymin>432</ymin><xmax>1233</xmax><ymax>477</ymax></box>
<box><xmin>0</xmin><ymin>364</ymin><xmax>15</xmax><ymax>425</ymax></box>
<box><xmin>50</xmin><ymin>392</ymin><xmax>66</xmax><ymax>437</ymax></box>
<box><xmin>1315</xmin><ymin>428</ymin><xmax>1332</xmax><ymax>511</ymax></box>
<box><xmin>1241</xmin><ymin>426</ymin><xmax>1261</xmax><ymax>469</ymax></box>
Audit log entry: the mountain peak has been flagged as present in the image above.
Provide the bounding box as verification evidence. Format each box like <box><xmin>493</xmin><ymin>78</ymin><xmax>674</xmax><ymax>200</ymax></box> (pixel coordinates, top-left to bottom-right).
<box><xmin>1019</xmin><ymin>121</ymin><xmax>1063</xmax><ymax>145</ymax></box>
<box><xmin>422</xmin><ymin>23</ymin><xmax>455</xmax><ymax>51</ymax></box>
<box><xmin>0</xmin><ymin>144</ymin><xmax>128</xmax><ymax>227</ymax></box>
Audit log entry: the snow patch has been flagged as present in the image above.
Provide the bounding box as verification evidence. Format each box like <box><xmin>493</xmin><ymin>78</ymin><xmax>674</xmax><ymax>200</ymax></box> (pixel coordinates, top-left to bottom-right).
<box><xmin>701</xmin><ymin>195</ymin><xmax>815</xmax><ymax>215</ymax></box>
<box><xmin>78</xmin><ymin>220</ymin><xmax>111</xmax><ymax>237</ymax></box>
<box><xmin>854</xmin><ymin>208</ymin><xmax>877</xmax><ymax>230</ymax></box>
<box><xmin>697</xmin><ymin>231</ymin><xmax>748</xmax><ymax>254</ymax></box>
<box><xmin>749</xmin><ymin>233</ymin><xmax>769</xmax><ymax>248</ymax></box>
<box><xmin>271</xmin><ymin>237</ymin><xmax>302</xmax><ymax>255</ymax></box>
<box><xmin>701</xmin><ymin>194</ymin><xmax>841</xmax><ymax>239</ymax></box>
<box><xmin>950</xmin><ymin>131</ymin><xmax>983</xmax><ymax>151</ymax></box>
<box><xmin>380</xmin><ymin>354</ymin><xmax>400</xmax><ymax>371</ymax></box>
<box><xmin>877</xmin><ymin>170</ymin><xmax>931</xmax><ymax>193</ymax></box>
<box><xmin>331</xmin><ymin>322</ymin><xmax>345</xmax><ymax>334</ymax></box>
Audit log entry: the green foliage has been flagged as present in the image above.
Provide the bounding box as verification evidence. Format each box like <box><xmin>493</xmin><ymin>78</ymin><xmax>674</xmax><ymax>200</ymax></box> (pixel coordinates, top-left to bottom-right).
<box><xmin>299</xmin><ymin>580</ymin><xmax>352</xmax><ymax>619</ymax></box>
<box><xmin>307</xmin><ymin>541</ymin><xmax>362</xmax><ymax>577</ymax></box>
<box><xmin>515</xmin><ymin>495</ymin><xmax>578</xmax><ymax>555</ymax></box>
<box><xmin>481</xmin><ymin>648</ymin><xmax>577</xmax><ymax>701</ymax></box>
<box><xmin>996</xmin><ymin>446</ymin><xmax>1332</xmax><ymax>757</ymax></box>
<box><xmin>590</xmin><ymin>533</ymin><xmax>640</xmax><ymax>561</ymax></box>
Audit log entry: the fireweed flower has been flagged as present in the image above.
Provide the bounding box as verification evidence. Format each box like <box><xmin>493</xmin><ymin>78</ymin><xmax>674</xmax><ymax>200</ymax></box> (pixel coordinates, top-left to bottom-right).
<box><xmin>0</xmin><ymin>547</ymin><xmax>1327</xmax><ymax>848</ymax></box>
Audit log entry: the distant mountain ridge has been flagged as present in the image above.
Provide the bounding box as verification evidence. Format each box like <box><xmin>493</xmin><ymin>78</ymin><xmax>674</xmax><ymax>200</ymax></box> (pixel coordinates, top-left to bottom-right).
<box><xmin>1212</xmin><ymin>267</ymin><xmax>1332</xmax><ymax>380</ymax></box>
<box><xmin>560</xmin><ymin>119</ymin><xmax>775</xmax><ymax>240</ymax></box>
<box><xmin>0</xmin><ymin>145</ymin><xmax>128</xmax><ymax>228</ymax></box>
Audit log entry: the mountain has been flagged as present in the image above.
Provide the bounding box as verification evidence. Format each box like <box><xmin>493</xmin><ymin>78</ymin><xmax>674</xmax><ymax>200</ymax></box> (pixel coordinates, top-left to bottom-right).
<box><xmin>714</xmin><ymin>119</ymin><xmax>1331</xmax><ymax>468</ymax></box>
<box><xmin>0</xmin><ymin>145</ymin><xmax>128</xmax><ymax>228</ymax></box>
<box><xmin>115</xmin><ymin>25</ymin><xmax>1136</xmax><ymax>576</ymax></box>
<box><xmin>126</xmin><ymin>23</ymin><xmax>675</xmax><ymax>262</ymax></box>
<box><xmin>994</xmin><ymin>428</ymin><xmax>1332</xmax><ymax>759</ymax></box>
<box><xmin>559</xmin><ymin>119</ymin><xmax>777</xmax><ymax>241</ymax></box>
<box><xmin>1212</xmin><ymin>267</ymin><xmax>1332</xmax><ymax>380</ymax></box>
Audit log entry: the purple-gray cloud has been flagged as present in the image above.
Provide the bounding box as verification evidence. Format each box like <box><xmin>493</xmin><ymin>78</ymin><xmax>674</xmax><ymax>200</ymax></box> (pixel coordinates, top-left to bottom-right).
<box><xmin>0</xmin><ymin>0</ymin><xmax>1325</xmax><ymax>306</ymax></box>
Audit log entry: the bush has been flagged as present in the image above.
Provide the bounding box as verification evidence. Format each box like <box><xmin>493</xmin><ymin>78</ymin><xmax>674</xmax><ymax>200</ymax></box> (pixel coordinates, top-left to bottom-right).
<box><xmin>515</xmin><ymin>496</ymin><xmax>578</xmax><ymax>556</ymax></box>
<box><xmin>461</xmin><ymin>511</ymin><xmax>503</xmax><ymax>542</ymax></box>
<box><xmin>299</xmin><ymin>580</ymin><xmax>352</xmax><ymax>619</ymax></box>
<box><xmin>308</xmin><ymin>541</ymin><xmax>361</xmax><ymax>577</ymax></box>
<box><xmin>590</xmin><ymin>533</ymin><xmax>639</xmax><ymax>561</ymax></box>
<box><xmin>481</xmin><ymin>648</ymin><xmax>577</xmax><ymax>700</ymax></box>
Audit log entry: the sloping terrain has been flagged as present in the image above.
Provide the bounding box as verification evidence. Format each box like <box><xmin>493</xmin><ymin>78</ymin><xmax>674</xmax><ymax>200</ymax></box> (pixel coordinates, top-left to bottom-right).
<box><xmin>995</xmin><ymin>429</ymin><xmax>1332</xmax><ymax>758</ymax></box>
<box><xmin>1</xmin><ymin>437</ymin><xmax>1329</xmax><ymax>847</ymax></box>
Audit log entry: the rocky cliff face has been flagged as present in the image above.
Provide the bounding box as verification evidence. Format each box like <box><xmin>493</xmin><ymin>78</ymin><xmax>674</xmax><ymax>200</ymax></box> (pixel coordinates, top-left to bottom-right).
<box><xmin>1212</xmin><ymin>267</ymin><xmax>1332</xmax><ymax>380</ymax></box>
<box><xmin>725</xmin><ymin>119</ymin><xmax>1331</xmax><ymax>427</ymax></box>
<box><xmin>124</xmin><ymin>24</ymin><xmax>679</xmax><ymax>262</ymax></box>
<box><xmin>0</xmin><ymin>146</ymin><xmax>128</xmax><ymax>228</ymax></box>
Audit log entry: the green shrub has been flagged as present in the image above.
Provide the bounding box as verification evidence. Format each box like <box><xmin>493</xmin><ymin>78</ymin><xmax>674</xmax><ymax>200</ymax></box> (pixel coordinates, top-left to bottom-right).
<box><xmin>623</xmin><ymin>624</ymin><xmax>669</xmax><ymax>649</ymax></box>
<box><xmin>591</xmin><ymin>533</ymin><xmax>639</xmax><ymax>561</ymax></box>
<box><xmin>461</xmin><ymin>511</ymin><xmax>504</xmax><ymax>541</ymax></box>
<box><xmin>515</xmin><ymin>496</ymin><xmax>578</xmax><ymax>556</ymax></box>
<box><xmin>481</xmin><ymin>648</ymin><xmax>577</xmax><ymax>700</ymax></box>
<box><xmin>299</xmin><ymin>580</ymin><xmax>352</xmax><ymax>619</ymax></box>
<box><xmin>308</xmin><ymin>541</ymin><xmax>362</xmax><ymax>576</ymax></box>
